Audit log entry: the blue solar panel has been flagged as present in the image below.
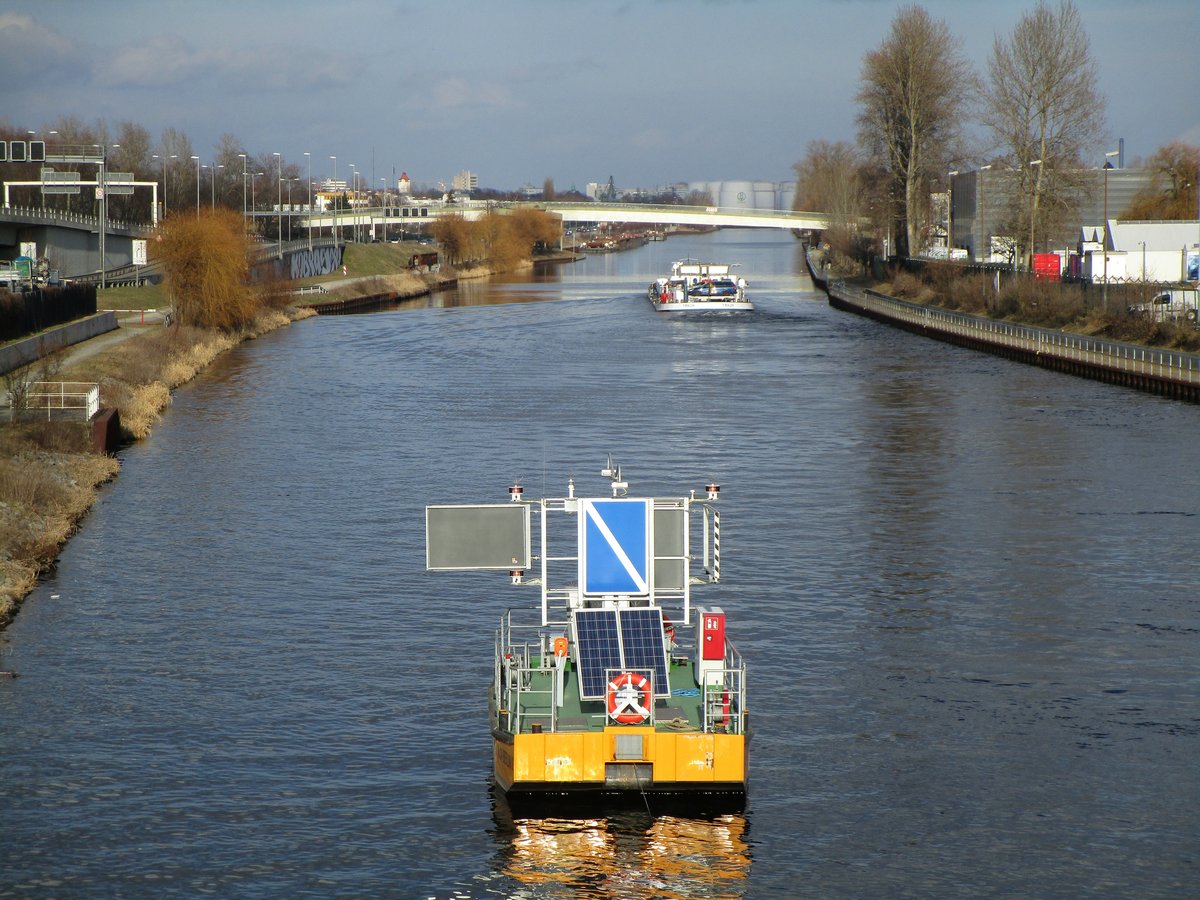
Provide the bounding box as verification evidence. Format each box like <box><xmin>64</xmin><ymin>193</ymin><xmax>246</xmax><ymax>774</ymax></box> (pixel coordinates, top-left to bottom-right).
<box><xmin>573</xmin><ymin>607</ymin><xmax>671</xmax><ymax>701</ymax></box>
<box><xmin>574</xmin><ymin>609</ymin><xmax>622</xmax><ymax>700</ymax></box>
<box><xmin>619</xmin><ymin>608</ymin><xmax>670</xmax><ymax>699</ymax></box>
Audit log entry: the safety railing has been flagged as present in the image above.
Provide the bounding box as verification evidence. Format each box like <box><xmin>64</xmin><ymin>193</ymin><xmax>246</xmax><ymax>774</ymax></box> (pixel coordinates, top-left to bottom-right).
<box><xmin>26</xmin><ymin>381</ymin><xmax>100</xmax><ymax>420</ymax></box>
<box><xmin>831</xmin><ymin>282</ymin><xmax>1200</xmax><ymax>387</ymax></box>
<box><xmin>700</xmin><ymin>640</ymin><xmax>747</xmax><ymax>735</ymax></box>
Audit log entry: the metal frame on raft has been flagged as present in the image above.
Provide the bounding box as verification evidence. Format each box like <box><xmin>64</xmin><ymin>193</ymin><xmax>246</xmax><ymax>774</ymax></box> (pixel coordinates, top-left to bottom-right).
<box><xmin>428</xmin><ymin>457</ymin><xmax>748</xmax><ymax>798</ymax></box>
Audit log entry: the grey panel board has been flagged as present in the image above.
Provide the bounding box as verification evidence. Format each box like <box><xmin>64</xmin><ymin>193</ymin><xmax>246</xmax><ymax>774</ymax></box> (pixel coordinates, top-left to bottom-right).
<box><xmin>425</xmin><ymin>504</ymin><xmax>530</xmax><ymax>570</ymax></box>
<box><xmin>653</xmin><ymin>506</ymin><xmax>687</xmax><ymax>590</ymax></box>
<box><xmin>654</xmin><ymin>507</ymin><xmax>686</xmax><ymax>556</ymax></box>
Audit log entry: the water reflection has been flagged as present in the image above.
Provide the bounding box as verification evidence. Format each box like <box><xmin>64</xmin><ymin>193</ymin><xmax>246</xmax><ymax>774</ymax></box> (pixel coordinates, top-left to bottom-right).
<box><xmin>489</xmin><ymin>795</ymin><xmax>751</xmax><ymax>898</ymax></box>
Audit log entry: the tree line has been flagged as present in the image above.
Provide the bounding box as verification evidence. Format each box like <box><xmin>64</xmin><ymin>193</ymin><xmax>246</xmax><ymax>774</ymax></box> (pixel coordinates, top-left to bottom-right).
<box><xmin>796</xmin><ymin>0</ymin><xmax>1199</xmax><ymax>266</ymax></box>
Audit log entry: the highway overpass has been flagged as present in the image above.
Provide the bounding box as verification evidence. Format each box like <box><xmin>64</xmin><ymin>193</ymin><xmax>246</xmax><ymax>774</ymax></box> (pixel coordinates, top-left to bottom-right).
<box><xmin>298</xmin><ymin>201</ymin><xmax>832</xmax><ymax>235</ymax></box>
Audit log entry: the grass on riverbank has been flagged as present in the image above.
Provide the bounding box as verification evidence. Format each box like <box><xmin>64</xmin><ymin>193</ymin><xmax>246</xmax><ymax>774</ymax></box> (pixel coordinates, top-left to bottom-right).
<box><xmin>98</xmin><ymin>282</ymin><xmax>169</xmax><ymax>311</ymax></box>
<box><xmin>0</xmin><ymin>421</ymin><xmax>120</xmax><ymax>627</ymax></box>
<box><xmin>817</xmin><ymin>245</ymin><xmax>1200</xmax><ymax>354</ymax></box>
<box><xmin>876</xmin><ymin>263</ymin><xmax>1200</xmax><ymax>352</ymax></box>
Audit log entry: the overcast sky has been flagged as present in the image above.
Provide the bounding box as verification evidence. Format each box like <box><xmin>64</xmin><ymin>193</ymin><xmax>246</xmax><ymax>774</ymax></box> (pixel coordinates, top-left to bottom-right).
<box><xmin>2</xmin><ymin>0</ymin><xmax>1197</xmax><ymax>191</ymax></box>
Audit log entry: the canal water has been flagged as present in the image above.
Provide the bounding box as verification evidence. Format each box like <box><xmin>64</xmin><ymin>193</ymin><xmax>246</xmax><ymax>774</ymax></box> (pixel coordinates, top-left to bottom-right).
<box><xmin>2</xmin><ymin>229</ymin><xmax>1197</xmax><ymax>897</ymax></box>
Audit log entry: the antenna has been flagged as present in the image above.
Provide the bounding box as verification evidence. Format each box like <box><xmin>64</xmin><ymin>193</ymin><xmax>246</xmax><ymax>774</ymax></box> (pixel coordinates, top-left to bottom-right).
<box><xmin>600</xmin><ymin>454</ymin><xmax>627</xmax><ymax>497</ymax></box>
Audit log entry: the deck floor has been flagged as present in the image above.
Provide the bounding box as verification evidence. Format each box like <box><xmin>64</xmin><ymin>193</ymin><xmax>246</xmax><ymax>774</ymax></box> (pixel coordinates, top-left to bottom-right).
<box><xmin>514</xmin><ymin>656</ymin><xmax>706</xmax><ymax>734</ymax></box>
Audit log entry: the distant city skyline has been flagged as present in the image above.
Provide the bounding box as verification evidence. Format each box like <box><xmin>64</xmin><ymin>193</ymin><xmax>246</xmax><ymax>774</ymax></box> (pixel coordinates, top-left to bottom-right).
<box><xmin>2</xmin><ymin>0</ymin><xmax>1197</xmax><ymax>191</ymax></box>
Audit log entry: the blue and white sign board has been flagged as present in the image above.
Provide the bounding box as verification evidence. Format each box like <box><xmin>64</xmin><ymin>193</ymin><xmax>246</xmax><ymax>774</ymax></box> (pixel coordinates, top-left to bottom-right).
<box><xmin>579</xmin><ymin>498</ymin><xmax>651</xmax><ymax>597</ymax></box>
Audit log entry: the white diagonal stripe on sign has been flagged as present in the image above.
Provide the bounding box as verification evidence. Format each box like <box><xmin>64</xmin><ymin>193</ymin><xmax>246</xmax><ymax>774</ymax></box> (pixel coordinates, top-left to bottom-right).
<box><xmin>586</xmin><ymin>502</ymin><xmax>648</xmax><ymax>594</ymax></box>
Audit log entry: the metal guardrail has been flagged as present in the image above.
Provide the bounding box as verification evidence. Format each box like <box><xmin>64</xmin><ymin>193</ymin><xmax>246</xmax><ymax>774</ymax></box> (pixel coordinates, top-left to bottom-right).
<box><xmin>830</xmin><ymin>280</ymin><xmax>1200</xmax><ymax>389</ymax></box>
<box><xmin>0</xmin><ymin>204</ymin><xmax>143</xmax><ymax>233</ymax></box>
<box><xmin>26</xmin><ymin>381</ymin><xmax>100</xmax><ymax>420</ymax></box>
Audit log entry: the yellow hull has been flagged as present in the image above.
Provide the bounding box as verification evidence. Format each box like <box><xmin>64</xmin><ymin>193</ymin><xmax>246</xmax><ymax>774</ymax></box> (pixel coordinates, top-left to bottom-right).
<box><xmin>494</xmin><ymin>726</ymin><xmax>747</xmax><ymax>794</ymax></box>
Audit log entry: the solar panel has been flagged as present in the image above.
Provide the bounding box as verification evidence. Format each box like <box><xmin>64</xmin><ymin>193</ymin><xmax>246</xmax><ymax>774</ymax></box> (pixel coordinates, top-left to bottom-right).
<box><xmin>573</xmin><ymin>607</ymin><xmax>671</xmax><ymax>701</ymax></box>
<box><xmin>619</xmin><ymin>608</ymin><xmax>670</xmax><ymax>699</ymax></box>
<box><xmin>574</xmin><ymin>608</ymin><xmax>622</xmax><ymax>700</ymax></box>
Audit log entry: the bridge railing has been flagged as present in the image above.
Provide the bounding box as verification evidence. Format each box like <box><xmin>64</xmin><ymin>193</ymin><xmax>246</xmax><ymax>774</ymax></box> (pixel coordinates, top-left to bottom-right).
<box><xmin>0</xmin><ymin>204</ymin><xmax>144</xmax><ymax>233</ymax></box>
<box><xmin>537</xmin><ymin>200</ymin><xmax>828</xmax><ymax>220</ymax></box>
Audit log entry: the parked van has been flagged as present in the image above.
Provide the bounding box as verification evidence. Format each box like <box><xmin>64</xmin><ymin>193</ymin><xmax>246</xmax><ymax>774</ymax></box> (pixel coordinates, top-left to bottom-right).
<box><xmin>1128</xmin><ymin>289</ymin><xmax>1199</xmax><ymax>323</ymax></box>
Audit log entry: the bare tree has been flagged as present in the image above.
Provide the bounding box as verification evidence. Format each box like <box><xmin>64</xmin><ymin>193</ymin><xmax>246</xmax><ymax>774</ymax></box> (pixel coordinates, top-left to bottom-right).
<box><xmin>856</xmin><ymin>5</ymin><xmax>974</xmax><ymax>257</ymax></box>
<box><xmin>794</xmin><ymin>140</ymin><xmax>871</xmax><ymax>255</ymax></box>
<box><xmin>1123</xmin><ymin>142</ymin><xmax>1200</xmax><ymax>220</ymax></box>
<box><xmin>542</xmin><ymin>177</ymin><xmax>555</xmax><ymax>201</ymax></box>
<box><xmin>983</xmin><ymin>0</ymin><xmax>1104</xmax><ymax>265</ymax></box>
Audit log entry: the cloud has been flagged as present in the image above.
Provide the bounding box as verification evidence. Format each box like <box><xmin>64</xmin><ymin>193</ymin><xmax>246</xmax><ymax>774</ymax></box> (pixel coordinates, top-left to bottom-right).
<box><xmin>631</xmin><ymin>129</ymin><xmax>671</xmax><ymax>150</ymax></box>
<box><xmin>97</xmin><ymin>34</ymin><xmax>205</xmax><ymax>86</ymax></box>
<box><xmin>0</xmin><ymin>13</ymin><xmax>81</xmax><ymax>85</ymax></box>
<box><xmin>429</xmin><ymin>78</ymin><xmax>515</xmax><ymax>111</ymax></box>
<box><xmin>95</xmin><ymin>35</ymin><xmax>353</xmax><ymax>92</ymax></box>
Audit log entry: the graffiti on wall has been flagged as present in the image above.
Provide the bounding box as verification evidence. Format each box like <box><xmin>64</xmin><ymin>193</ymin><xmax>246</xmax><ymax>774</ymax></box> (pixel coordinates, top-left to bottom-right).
<box><xmin>290</xmin><ymin>245</ymin><xmax>344</xmax><ymax>280</ymax></box>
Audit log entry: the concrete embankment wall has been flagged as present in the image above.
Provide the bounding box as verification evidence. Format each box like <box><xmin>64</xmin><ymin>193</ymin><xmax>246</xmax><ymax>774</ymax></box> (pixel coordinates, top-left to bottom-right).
<box><xmin>0</xmin><ymin>312</ymin><xmax>118</xmax><ymax>377</ymax></box>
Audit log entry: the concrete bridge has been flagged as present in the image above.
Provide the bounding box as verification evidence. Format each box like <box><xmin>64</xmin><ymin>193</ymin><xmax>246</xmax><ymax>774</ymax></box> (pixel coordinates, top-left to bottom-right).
<box><xmin>296</xmin><ymin>200</ymin><xmax>832</xmax><ymax>236</ymax></box>
<box><xmin>1</xmin><ymin>199</ymin><xmax>833</xmax><ymax>279</ymax></box>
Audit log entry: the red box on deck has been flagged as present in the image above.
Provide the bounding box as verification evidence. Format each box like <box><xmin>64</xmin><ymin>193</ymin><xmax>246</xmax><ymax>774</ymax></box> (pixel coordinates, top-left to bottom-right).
<box><xmin>699</xmin><ymin>607</ymin><xmax>726</xmax><ymax>661</ymax></box>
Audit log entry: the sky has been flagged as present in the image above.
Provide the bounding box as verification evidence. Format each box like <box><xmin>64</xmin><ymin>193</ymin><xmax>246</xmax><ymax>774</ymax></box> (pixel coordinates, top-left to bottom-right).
<box><xmin>2</xmin><ymin>0</ymin><xmax>1197</xmax><ymax>192</ymax></box>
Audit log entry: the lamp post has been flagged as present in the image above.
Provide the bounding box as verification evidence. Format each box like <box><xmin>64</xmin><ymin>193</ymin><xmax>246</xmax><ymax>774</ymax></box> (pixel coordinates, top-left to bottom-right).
<box><xmin>978</xmin><ymin>164</ymin><xmax>992</xmax><ymax>263</ymax></box>
<box><xmin>1102</xmin><ymin>149</ymin><xmax>1119</xmax><ymax>310</ymax></box>
<box><xmin>330</xmin><ymin>155</ymin><xmax>338</xmax><ymax>247</ymax></box>
<box><xmin>285</xmin><ymin>177</ymin><xmax>299</xmax><ymax>242</ymax></box>
<box><xmin>1028</xmin><ymin>159</ymin><xmax>1042</xmax><ymax>271</ymax></box>
<box><xmin>273</xmin><ymin>152</ymin><xmax>282</xmax><ymax>255</ymax></box>
<box><xmin>349</xmin><ymin>163</ymin><xmax>357</xmax><ymax>243</ymax></box>
<box><xmin>304</xmin><ymin>151</ymin><xmax>312</xmax><ymax>251</ymax></box>
<box><xmin>947</xmin><ymin>170</ymin><xmax>958</xmax><ymax>259</ymax></box>
<box><xmin>191</xmin><ymin>156</ymin><xmax>200</xmax><ymax>213</ymax></box>
<box><xmin>94</xmin><ymin>143</ymin><xmax>118</xmax><ymax>289</ymax></box>
<box><xmin>152</xmin><ymin>153</ymin><xmax>164</xmax><ymax>219</ymax></box>
<box><xmin>239</xmin><ymin>153</ymin><xmax>247</xmax><ymax>222</ymax></box>
<box><xmin>250</xmin><ymin>172</ymin><xmax>263</xmax><ymax>236</ymax></box>
<box><xmin>205</xmin><ymin>164</ymin><xmax>223</xmax><ymax>208</ymax></box>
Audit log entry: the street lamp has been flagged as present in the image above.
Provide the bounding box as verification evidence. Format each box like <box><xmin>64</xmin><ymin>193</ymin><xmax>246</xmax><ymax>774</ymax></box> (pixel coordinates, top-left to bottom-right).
<box><xmin>349</xmin><ymin>163</ymin><xmax>357</xmax><ymax>243</ymax></box>
<box><xmin>249</xmin><ymin>172</ymin><xmax>263</xmax><ymax>236</ymax></box>
<box><xmin>204</xmin><ymin>164</ymin><xmax>223</xmax><ymax>208</ymax></box>
<box><xmin>284</xmin><ymin>177</ymin><xmax>300</xmax><ymax>242</ymax></box>
<box><xmin>273</xmin><ymin>152</ymin><xmax>282</xmax><ymax>255</ymax></box>
<box><xmin>978</xmin><ymin>164</ymin><xmax>992</xmax><ymax>263</ymax></box>
<box><xmin>330</xmin><ymin>155</ymin><xmax>338</xmax><ymax>247</ymax></box>
<box><xmin>94</xmin><ymin>142</ymin><xmax>119</xmax><ymax>289</ymax></box>
<box><xmin>947</xmin><ymin>170</ymin><xmax>958</xmax><ymax>259</ymax></box>
<box><xmin>1028</xmin><ymin>158</ymin><xmax>1042</xmax><ymax>270</ymax></box>
<box><xmin>191</xmin><ymin>155</ymin><xmax>200</xmax><ymax>213</ymax></box>
<box><xmin>239</xmin><ymin>153</ymin><xmax>248</xmax><ymax>221</ymax></box>
<box><xmin>303</xmin><ymin>151</ymin><xmax>312</xmax><ymax>251</ymax></box>
<box><xmin>1103</xmin><ymin>149</ymin><xmax>1119</xmax><ymax>310</ymax></box>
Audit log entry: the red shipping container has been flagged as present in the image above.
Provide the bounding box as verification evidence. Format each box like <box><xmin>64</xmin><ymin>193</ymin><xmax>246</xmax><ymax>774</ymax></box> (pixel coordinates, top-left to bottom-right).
<box><xmin>1033</xmin><ymin>253</ymin><xmax>1062</xmax><ymax>282</ymax></box>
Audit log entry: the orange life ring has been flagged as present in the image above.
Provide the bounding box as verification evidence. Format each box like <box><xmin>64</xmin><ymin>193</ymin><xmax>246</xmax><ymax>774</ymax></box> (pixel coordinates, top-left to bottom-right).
<box><xmin>606</xmin><ymin>672</ymin><xmax>651</xmax><ymax>724</ymax></box>
<box><xmin>553</xmin><ymin>636</ymin><xmax>569</xmax><ymax>658</ymax></box>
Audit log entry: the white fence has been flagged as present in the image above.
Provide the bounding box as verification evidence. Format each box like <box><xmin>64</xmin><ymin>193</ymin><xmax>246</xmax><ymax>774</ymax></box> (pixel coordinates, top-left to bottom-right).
<box><xmin>26</xmin><ymin>382</ymin><xmax>100</xmax><ymax>420</ymax></box>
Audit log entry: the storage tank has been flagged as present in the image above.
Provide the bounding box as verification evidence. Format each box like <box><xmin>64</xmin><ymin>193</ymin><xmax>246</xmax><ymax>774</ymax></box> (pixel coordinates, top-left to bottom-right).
<box><xmin>719</xmin><ymin>181</ymin><xmax>756</xmax><ymax>210</ymax></box>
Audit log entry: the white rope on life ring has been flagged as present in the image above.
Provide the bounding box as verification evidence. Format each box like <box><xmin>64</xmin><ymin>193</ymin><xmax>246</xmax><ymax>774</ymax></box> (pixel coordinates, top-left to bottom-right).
<box><xmin>606</xmin><ymin>672</ymin><xmax>651</xmax><ymax>724</ymax></box>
